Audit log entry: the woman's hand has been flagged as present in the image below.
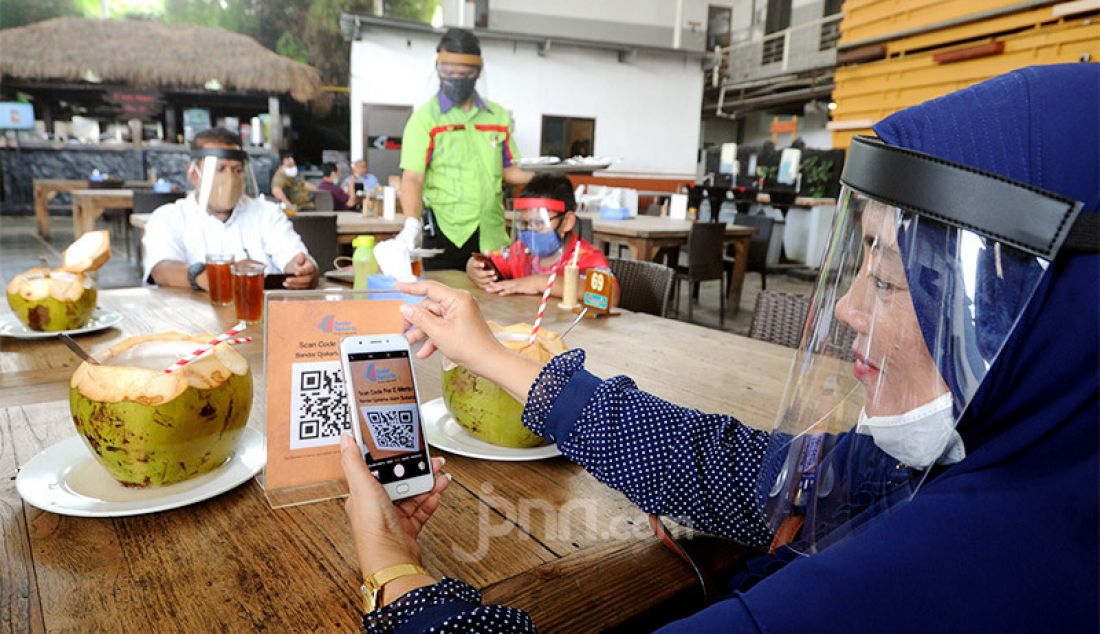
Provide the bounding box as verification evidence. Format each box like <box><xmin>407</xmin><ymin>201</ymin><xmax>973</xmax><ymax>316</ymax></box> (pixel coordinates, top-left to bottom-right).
<box><xmin>396</xmin><ymin>281</ymin><xmax>506</xmax><ymax>372</ymax></box>
<box><xmin>395</xmin><ymin>281</ymin><xmax>544</xmax><ymax>403</ymax></box>
<box><xmin>340</xmin><ymin>436</ymin><xmax>448</xmax><ymax>605</ymax></box>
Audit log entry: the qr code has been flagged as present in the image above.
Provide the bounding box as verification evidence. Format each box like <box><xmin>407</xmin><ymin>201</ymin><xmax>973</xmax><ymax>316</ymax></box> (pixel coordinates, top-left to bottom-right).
<box><xmin>289</xmin><ymin>361</ymin><xmax>350</xmax><ymax>450</ymax></box>
<box><xmin>360</xmin><ymin>403</ymin><xmax>420</xmax><ymax>452</ymax></box>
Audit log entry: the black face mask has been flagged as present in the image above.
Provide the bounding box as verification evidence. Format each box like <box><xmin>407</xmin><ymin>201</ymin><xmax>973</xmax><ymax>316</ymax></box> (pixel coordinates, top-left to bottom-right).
<box><xmin>440</xmin><ymin>76</ymin><xmax>477</xmax><ymax>104</ymax></box>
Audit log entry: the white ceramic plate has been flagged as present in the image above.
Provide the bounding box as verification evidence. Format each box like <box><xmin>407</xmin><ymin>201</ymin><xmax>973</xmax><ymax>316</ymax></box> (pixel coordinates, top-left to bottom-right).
<box><xmin>0</xmin><ymin>309</ymin><xmax>122</xmax><ymax>339</ymax></box>
<box><xmin>421</xmin><ymin>397</ymin><xmax>561</xmax><ymax>462</ymax></box>
<box><xmin>15</xmin><ymin>428</ymin><xmax>265</xmax><ymax>518</ymax></box>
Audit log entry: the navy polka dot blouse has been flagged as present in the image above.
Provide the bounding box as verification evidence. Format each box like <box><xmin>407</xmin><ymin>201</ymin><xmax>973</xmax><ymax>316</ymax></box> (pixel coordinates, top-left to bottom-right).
<box><xmin>364</xmin><ymin>350</ymin><xmax>774</xmax><ymax>633</ymax></box>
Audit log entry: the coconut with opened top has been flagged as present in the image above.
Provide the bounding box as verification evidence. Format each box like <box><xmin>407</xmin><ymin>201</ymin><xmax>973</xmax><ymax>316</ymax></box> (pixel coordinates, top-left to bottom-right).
<box><xmin>6</xmin><ymin>230</ymin><xmax>110</xmax><ymax>331</ymax></box>
<box><xmin>70</xmin><ymin>332</ymin><xmax>253</xmax><ymax>487</ymax></box>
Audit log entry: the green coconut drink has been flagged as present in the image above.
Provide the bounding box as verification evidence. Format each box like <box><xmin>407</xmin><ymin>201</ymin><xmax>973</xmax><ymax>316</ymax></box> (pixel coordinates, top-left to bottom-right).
<box><xmin>69</xmin><ymin>332</ymin><xmax>253</xmax><ymax>487</ymax></box>
<box><xmin>6</xmin><ymin>230</ymin><xmax>109</xmax><ymax>331</ymax></box>
<box><xmin>441</xmin><ymin>327</ymin><xmax>567</xmax><ymax>449</ymax></box>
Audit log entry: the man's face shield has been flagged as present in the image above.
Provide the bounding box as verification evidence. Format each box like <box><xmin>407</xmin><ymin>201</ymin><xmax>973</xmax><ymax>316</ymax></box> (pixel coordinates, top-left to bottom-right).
<box><xmin>755</xmin><ymin>136</ymin><xmax>1089</xmax><ymax>555</ymax></box>
<box><xmin>190</xmin><ymin>147</ymin><xmax>259</xmax><ymax>215</ymax></box>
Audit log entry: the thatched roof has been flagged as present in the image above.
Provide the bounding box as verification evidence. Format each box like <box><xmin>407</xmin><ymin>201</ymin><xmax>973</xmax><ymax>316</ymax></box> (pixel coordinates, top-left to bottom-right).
<box><xmin>0</xmin><ymin>17</ymin><xmax>325</xmax><ymax>108</ymax></box>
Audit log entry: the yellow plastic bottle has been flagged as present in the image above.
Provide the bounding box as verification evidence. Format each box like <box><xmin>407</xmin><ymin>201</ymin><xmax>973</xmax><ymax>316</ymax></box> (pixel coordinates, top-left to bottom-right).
<box><xmin>351</xmin><ymin>235</ymin><xmax>377</xmax><ymax>290</ymax></box>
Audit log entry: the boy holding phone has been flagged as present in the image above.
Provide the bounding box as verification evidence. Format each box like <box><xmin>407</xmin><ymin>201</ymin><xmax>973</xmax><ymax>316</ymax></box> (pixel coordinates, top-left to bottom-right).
<box><xmin>465</xmin><ymin>174</ymin><xmax>615</xmax><ymax>301</ymax></box>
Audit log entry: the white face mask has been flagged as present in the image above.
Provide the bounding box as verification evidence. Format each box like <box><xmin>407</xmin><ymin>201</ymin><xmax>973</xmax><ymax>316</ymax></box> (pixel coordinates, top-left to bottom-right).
<box><xmin>283</xmin><ymin>165</ymin><xmax>298</xmax><ymax>178</ymax></box>
<box><xmin>856</xmin><ymin>393</ymin><xmax>965</xmax><ymax>469</ymax></box>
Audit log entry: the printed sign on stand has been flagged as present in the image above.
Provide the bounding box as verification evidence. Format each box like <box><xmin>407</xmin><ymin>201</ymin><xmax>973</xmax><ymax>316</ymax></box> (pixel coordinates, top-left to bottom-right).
<box><xmin>260</xmin><ymin>289</ymin><xmax>405</xmax><ymax>508</ymax></box>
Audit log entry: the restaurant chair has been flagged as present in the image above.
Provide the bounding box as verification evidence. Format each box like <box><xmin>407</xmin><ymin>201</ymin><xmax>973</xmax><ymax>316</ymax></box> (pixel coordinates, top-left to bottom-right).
<box><xmin>130</xmin><ymin>190</ymin><xmax>185</xmax><ymax>263</ymax></box>
<box><xmin>312</xmin><ymin>189</ymin><xmax>335</xmax><ymax>211</ymax></box>
<box><xmin>723</xmin><ymin>213</ymin><xmax>774</xmax><ymax>297</ymax></box>
<box><xmin>670</xmin><ymin>222</ymin><xmax>727</xmax><ymax>327</ymax></box>
<box><xmin>290</xmin><ymin>213</ymin><xmax>339</xmax><ymax>273</ymax></box>
<box><xmin>608</xmin><ymin>257</ymin><xmax>675</xmax><ymax>318</ymax></box>
<box><xmin>749</xmin><ymin>290</ymin><xmax>856</xmax><ymax>361</ymax></box>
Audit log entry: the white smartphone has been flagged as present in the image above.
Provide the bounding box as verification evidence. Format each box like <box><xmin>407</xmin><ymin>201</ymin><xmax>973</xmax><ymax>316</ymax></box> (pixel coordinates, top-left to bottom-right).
<box><xmin>339</xmin><ymin>334</ymin><xmax>434</xmax><ymax>501</ymax></box>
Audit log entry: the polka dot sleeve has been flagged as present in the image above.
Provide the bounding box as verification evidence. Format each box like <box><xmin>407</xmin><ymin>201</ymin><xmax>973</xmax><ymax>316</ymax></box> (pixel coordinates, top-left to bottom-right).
<box><xmin>362</xmin><ymin>577</ymin><xmax>536</xmax><ymax>633</ymax></box>
<box><xmin>523</xmin><ymin>350</ymin><xmax>774</xmax><ymax>549</ymax></box>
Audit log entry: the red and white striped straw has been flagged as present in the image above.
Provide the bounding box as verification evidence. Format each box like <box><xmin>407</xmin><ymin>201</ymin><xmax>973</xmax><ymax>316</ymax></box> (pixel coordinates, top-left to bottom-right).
<box><xmin>227</xmin><ymin>336</ymin><xmax>252</xmax><ymax>345</ymax></box>
<box><xmin>528</xmin><ymin>242</ymin><xmax>579</xmax><ymax>344</ymax></box>
<box><xmin>528</xmin><ymin>269</ymin><xmax>557</xmax><ymax>344</ymax></box>
<box><xmin>164</xmin><ymin>322</ymin><xmax>248</xmax><ymax>373</ymax></box>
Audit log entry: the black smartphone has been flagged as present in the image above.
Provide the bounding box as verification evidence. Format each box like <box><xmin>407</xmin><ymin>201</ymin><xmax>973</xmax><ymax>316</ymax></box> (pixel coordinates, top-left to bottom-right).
<box><xmin>471</xmin><ymin>252</ymin><xmax>503</xmax><ymax>279</ymax></box>
<box><xmin>264</xmin><ymin>273</ymin><xmax>288</xmax><ymax>290</ymax></box>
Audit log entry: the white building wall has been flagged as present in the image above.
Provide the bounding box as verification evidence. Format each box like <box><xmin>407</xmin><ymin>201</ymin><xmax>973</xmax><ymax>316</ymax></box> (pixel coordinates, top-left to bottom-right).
<box><xmin>350</xmin><ymin>30</ymin><xmax>703</xmax><ymax>179</ymax></box>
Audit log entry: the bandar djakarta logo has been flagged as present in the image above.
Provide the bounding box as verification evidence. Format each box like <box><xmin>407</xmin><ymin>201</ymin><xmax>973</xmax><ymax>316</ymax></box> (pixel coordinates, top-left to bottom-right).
<box><xmin>364</xmin><ymin>363</ymin><xmax>397</xmax><ymax>382</ymax></box>
<box><xmin>317</xmin><ymin>314</ymin><xmax>356</xmax><ymax>334</ymax></box>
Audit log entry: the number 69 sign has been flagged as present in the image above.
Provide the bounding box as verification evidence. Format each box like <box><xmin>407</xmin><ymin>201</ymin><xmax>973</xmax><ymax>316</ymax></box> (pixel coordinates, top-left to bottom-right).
<box><xmin>579</xmin><ymin>269</ymin><xmax>616</xmax><ymax>317</ymax></box>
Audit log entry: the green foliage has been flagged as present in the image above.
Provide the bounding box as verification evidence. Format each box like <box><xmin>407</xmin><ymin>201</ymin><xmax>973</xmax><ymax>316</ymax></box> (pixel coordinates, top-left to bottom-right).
<box><xmin>799</xmin><ymin>155</ymin><xmax>835</xmax><ymax>199</ymax></box>
<box><xmin>0</xmin><ymin>0</ymin><xmax>80</xmax><ymax>30</ymax></box>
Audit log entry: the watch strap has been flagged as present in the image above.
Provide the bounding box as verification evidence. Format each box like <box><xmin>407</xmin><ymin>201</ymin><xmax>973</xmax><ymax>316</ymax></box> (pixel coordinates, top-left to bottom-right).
<box><xmin>187</xmin><ymin>262</ymin><xmax>206</xmax><ymax>291</ymax></box>
<box><xmin>360</xmin><ymin>563</ymin><xmax>429</xmax><ymax>613</ymax></box>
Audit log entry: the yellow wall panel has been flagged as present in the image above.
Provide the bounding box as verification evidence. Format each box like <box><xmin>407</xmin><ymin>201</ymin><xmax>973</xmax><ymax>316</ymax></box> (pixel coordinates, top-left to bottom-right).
<box><xmin>839</xmin><ymin>0</ymin><xmax>1047</xmax><ymax>46</ymax></box>
<box><xmin>831</xmin><ymin>17</ymin><xmax>1100</xmax><ymax>147</ymax></box>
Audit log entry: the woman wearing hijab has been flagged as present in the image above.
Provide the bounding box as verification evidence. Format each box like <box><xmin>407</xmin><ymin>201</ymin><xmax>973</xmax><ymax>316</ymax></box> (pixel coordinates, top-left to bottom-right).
<box><xmin>338</xmin><ymin>64</ymin><xmax>1099</xmax><ymax>632</ymax></box>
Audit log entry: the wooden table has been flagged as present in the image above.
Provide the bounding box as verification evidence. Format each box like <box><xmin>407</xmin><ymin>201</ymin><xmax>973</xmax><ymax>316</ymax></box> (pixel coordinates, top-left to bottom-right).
<box><xmin>580</xmin><ymin>213</ymin><xmax>756</xmax><ymax>313</ymax></box>
<box><xmin>1</xmin><ymin>271</ymin><xmax>795</xmax><ymax>631</ymax></box>
<box><xmin>33</xmin><ymin>179</ymin><xmax>148</xmax><ymax>239</ymax></box>
<box><xmin>755</xmin><ymin>193</ymin><xmax>837</xmax><ymax>207</ymax></box>
<box><xmin>130</xmin><ymin>211</ymin><xmax>406</xmax><ymax>246</ymax></box>
<box><xmin>71</xmin><ymin>188</ymin><xmax>135</xmax><ymax>238</ymax></box>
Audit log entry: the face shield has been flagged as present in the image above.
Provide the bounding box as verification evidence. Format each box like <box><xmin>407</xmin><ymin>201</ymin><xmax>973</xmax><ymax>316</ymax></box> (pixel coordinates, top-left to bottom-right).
<box><xmin>430</xmin><ymin>51</ymin><xmax>490</xmax><ymax>106</ymax></box>
<box><xmin>511</xmin><ymin>197</ymin><xmax>566</xmax><ymax>258</ymax></box>
<box><xmin>190</xmin><ymin>147</ymin><xmax>259</xmax><ymax>215</ymax></box>
<box><xmin>756</xmin><ymin>136</ymin><xmax>1091</xmax><ymax>555</ymax></box>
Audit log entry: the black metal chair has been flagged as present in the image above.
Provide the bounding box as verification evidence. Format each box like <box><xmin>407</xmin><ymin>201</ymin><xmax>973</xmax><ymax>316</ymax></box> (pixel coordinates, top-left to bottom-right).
<box><xmin>608</xmin><ymin>257</ymin><xmax>675</xmax><ymax>318</ymax></box>
<box><xmin>671</xmin><ymin>222</ymin><xmax>727</xmax><ymax>327</ymax></box>
<box><xmin>724</xmin><ymin>213</ymin><xmax>775</xmax><ymax>298</ymax></box>
<box><xmin>130</xmin><ymin>190</ymin><xmax>185</xmax><ymax>262</ymax></box>
<box><xmin>290</xmin><ymin>213</ymin><xmax>339</xmax><ymax>273</ymax></box>
<box><xmin>749</xmin><ymin>290</ymin><xmax>856</xmax><ymax>361</ymax></box>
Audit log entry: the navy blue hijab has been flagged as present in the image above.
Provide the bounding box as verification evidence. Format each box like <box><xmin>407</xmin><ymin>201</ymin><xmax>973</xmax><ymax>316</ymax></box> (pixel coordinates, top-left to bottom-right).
<box><xmin>670</xmin><ymin>64</ymin><xmax>1099</xmax><ymax>632</ymax></box>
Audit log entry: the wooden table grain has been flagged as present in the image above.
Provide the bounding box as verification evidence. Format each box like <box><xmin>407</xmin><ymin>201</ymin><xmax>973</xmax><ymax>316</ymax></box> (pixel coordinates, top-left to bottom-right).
<box><xmin>1</xmin><ymin>271</ymin><xmax>795</xmax><ymax>632</ymax></box>
<box><xmin>71</xmin><ymin>188</ymin><xmax>135</xmax><ymax>238</ymax></box>
<box><xmin>33</xmin><ymin>179</ymin><xmax>150</xmax><ymax>240</ymax></box>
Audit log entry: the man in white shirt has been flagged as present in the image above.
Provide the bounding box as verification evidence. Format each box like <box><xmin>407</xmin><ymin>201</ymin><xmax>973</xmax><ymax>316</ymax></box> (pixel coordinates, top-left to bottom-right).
<box><xmin>143</xmin><ymin>127</ymin><xmax>319</xmax><ymax>290</ymax></box>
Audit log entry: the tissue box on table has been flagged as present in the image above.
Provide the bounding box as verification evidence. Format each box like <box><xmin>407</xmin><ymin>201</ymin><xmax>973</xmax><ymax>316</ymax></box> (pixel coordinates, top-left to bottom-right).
<box><xmin>599</xmin><ymin>207</ymin><xmax>631</xmax><ymax>220</ymax></box>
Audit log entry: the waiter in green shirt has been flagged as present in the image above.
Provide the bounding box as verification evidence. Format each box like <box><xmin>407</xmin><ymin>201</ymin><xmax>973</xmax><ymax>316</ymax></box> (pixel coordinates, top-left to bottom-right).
<box><xmin>398</xmin><ymin>28</ymin><xmax>532</xmax><ymax>270</ymax></box>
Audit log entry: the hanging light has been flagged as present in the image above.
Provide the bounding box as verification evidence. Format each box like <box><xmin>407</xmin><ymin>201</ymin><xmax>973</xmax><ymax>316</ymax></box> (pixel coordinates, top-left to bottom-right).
<box><xmin>204</xmin><ymin>79</ymin><xmax>224</xmax><ymax>91</ymax></box>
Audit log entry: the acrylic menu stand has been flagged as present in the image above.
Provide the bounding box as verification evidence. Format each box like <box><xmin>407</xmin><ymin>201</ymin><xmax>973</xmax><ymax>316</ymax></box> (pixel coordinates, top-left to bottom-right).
<box><xmin>258</xmin><ymin>289</ymin><xmax>409</xmax><ymax>509</ymax></box>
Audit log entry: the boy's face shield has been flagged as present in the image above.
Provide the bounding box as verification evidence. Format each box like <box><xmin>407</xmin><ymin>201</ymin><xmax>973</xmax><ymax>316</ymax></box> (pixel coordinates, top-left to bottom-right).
<box><xmin>510</xmin><ymin>198</ymin><xmax>566</xmax><ymax>237</ymax></box>
<box><xmin>191</xmin><ymin>148</ymin><xmax>259</xmax><ymax>215</ymax></box>
<box><xmin>753</xmin><ymin>136</ymin><xmax>1087</xmax><ymax>555</ymax></box>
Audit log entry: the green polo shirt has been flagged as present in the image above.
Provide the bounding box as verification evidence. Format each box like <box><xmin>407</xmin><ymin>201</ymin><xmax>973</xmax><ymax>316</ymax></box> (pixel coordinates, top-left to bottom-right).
<box><xmin>400</xmin><ymin>92</ymin><xmax>520</xmax><ymax>252</ymax></box>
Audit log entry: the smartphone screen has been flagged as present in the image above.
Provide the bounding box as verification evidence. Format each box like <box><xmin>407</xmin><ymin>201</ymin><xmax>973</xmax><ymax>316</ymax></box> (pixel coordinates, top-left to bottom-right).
<box><xmin>344</xmin><ymin>349</ymin><xmax>430</xmax><ymax>484</ymax></box>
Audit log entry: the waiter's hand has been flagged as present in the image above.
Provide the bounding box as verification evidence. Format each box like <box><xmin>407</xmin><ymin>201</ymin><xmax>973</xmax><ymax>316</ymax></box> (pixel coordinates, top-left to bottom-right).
<box><xmin>465</xmin><ymin>256</ymin><xmax>498</xmax><ymax>289</ymax></box>
<box><xmin>396</xmin><ymin>216</ymin><xmax>423</xmax><ymax>250</ymax></box>
<box><xmin>284</xmin><ymin>252</ymin><xmax>319</xmax><ymax>289</ymax></box>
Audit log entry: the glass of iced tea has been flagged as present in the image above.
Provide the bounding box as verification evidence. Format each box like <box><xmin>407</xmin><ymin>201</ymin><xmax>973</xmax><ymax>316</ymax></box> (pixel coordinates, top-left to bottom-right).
<box><xmin>206</xmin><ymin>254</ymin><xmax>234</xmax><ymax>306</ymax></box>
<box><xmin>231</xmin><ymin>261</ymin><xmax>265</xmax><ymax>323</ymax></box>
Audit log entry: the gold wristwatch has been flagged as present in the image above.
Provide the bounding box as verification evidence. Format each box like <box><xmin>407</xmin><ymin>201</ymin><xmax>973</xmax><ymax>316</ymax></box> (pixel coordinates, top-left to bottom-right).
<box><xmin>360</xmin><ymin>563</ymin><xmax>430</xmax><ymax>613</ymax></box>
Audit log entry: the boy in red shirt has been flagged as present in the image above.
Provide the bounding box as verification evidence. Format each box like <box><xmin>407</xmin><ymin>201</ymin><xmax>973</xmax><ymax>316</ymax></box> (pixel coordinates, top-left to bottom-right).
<box><xmin>466</xmin><ymin>174</ymin><xmax>617</xmax><ymax>303</ymax></box>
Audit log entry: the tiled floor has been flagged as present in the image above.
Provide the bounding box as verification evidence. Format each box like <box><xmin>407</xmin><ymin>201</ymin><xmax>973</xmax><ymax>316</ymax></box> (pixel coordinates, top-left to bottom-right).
<box><xmin>0</xmin><ymin>215</ymin><xmax>817</xmax><ymax>337</ymax></box>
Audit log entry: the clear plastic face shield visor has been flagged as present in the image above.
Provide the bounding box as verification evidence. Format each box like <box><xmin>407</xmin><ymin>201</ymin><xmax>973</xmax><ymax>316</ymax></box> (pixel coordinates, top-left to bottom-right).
<box><xmin>190</xmin><ymin>147</ymin><xmax>259</xmax><ymax>215</ymax></box>
<box><xmin>429</xmin><ymin>51</ymin><xmax>489</xmax><ymax>105</ymax></box>
<box><xmin>755</xmin><ymin>136</ymin><xmax>1092</xmax><ymax>555</ymax></box>
<box><xmin>510</xmin><ymin>197</ymin><xmax>568</xmax><ymax>258</ymax></box>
